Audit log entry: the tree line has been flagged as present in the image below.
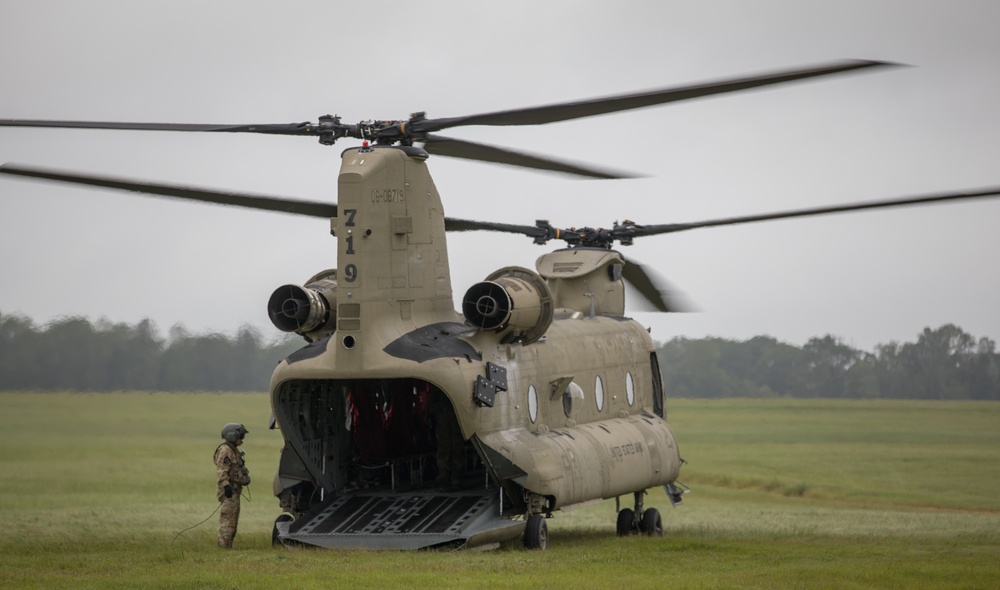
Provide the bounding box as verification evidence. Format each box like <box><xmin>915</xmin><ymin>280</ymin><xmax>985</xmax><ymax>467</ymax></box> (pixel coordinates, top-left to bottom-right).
<box><xmin>3</xmin><ymin>312</ymin><xmax>998</xmax><ymax>399</ymax></box>
<box><xmin>0</xmin><ymin>312</ymin><xmax>301</xmax><ymax>392</ymax></box>
<box><xmin>657</xmin><ymin>324</ymin><xmax>1000</xmax><ymax>400</ymax></box>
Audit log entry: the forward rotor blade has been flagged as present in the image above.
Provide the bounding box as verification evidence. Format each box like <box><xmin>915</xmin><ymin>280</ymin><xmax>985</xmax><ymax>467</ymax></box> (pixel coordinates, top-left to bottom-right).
<box><xmin>422</xmin><ymin>134</ymin><xmax>639</xmax><ymax>179</ymax></box>
<box><xmin>0</xmin><ymin>119</ymin><xmax>317</xmax><ymax>136</ymax></box>
<box><xmin>620</xmin><ymin>257</ymin><xmax>691</xmax><ymax>313</ymax></box>
<box><xmin>417</xmin><ymin>60</ymin><xmax>897</xmax><ymax>132</ymax></box>
<box><xmin>630</xmin><ymin>187</ymin><xmax>1000</xmax><ymax>237</ymax></box>
<box><xmin>0</xmin><ymin>164</ymin><xmax>338</xmax><ymax>217</ymax></box>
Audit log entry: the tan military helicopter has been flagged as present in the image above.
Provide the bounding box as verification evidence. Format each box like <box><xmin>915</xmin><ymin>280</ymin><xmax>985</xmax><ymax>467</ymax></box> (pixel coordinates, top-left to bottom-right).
<box><xmin>4</xmin><ymin>59</ymin><xmax>1000</xmax><ymax>550</ymax></box>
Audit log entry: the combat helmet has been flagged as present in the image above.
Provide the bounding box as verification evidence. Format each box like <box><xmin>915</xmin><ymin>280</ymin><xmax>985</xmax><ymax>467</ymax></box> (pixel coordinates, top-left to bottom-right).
<box><xmin>221</xmin><ymin>423</ymin><xmax>249</xmax><ymax>444</ymax></box>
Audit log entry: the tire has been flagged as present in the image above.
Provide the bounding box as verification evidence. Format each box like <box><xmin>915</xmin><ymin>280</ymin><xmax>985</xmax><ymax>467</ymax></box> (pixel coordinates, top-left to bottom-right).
<box><xmin>272</xmin><ymin>514</ymin><xmax>293</xmax><ymax>546</ymax></box>
<box><xmin>640</xmin><ymin>508</ymin><xmax>663</xmax><ymax>537</ymax></box>
<box><xmin>616</xmin><ymin>508</ymin><xmax>635</xmax><ymax>536</ymax></box>
<box><xmin>523</xmin><ymin>514</ymin><xmax>549</xmax><ymax>550</ymax></box>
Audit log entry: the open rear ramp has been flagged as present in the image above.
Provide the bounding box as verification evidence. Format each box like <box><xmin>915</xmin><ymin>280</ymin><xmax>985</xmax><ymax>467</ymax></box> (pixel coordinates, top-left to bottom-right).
<box><xmin>275</xmin><ymin>488</ymin><xmax>524</xmax><ymax>550</ymax></box>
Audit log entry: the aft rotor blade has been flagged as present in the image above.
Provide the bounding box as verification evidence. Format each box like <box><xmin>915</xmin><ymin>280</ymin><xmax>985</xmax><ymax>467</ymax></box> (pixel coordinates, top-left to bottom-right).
<box><xmin>620</xmin><ymin>258</ymin><xmax>691</xmax><ymax>313</ymax></box>
<box><xmin>422</xmin><ymin>134</ymin><xmax>639</xmax><ymax>179</ymax></box>
<box><xmin>417</xmin><ymin>60</ymin><xmax>896</xmax><ymax>131</ymax></box>
<box><xmin>443</xmin><ymin>217</ymin><xmax>545</xmax><ymax>236</ymax></box>
<box><xmin>0</xmin><ymin>119</ymin><xmax>318</xmax><ymax>136</ymax></box>
<box><xmin>0</xmin><ymin>164</ymin><xmax>338</xmax><ymax>217</ymax></box>
<box><xmin>630</xmin><ymin>187</ymin><xmax>1000</xmax><ymax>237</ymax></box>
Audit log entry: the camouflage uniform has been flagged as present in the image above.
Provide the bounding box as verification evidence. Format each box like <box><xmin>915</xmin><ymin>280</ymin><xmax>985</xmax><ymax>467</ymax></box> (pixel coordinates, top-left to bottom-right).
<box><xmin>214</xmin><ymin>441</ymin><xmax>251</xmax><ymax>548</ymax></box>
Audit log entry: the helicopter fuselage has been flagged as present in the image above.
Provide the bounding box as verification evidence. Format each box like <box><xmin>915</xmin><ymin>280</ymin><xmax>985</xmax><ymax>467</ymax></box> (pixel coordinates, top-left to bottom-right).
<box><xmin>267</xmin><ymin>146</ymin><xmax>681</xmax><ymax>548</ymax></box>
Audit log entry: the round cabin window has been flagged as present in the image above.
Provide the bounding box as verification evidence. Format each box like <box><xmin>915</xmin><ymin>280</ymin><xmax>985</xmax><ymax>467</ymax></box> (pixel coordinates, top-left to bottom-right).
<box><xmin>528</xmin><ymin>385</ymin><xmax>538</xmax><ymax>423</ymax></box>
<box><xmin>595</xmin><ymin>375</ymin><xmax>605</xmax><ymax>411</ymax></box>
<box><xmin>626</xmin><ymin>372</ymin><xmax>635</xmax><ymax>406</ymax></box>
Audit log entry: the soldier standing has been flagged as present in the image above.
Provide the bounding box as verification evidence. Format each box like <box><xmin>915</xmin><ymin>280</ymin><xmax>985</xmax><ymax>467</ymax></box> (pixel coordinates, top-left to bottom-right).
<box><xmin>214</xmin><ymin>423</ymin><xmax>251</xmax><ymax>549</ymax></box>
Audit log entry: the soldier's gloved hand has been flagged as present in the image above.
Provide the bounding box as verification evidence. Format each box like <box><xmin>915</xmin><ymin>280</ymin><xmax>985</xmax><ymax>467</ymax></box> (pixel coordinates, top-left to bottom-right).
<box><xmin>224</xmin><ymin>485</ymin><xmax>233</xmax><ymax>499</ymax></box>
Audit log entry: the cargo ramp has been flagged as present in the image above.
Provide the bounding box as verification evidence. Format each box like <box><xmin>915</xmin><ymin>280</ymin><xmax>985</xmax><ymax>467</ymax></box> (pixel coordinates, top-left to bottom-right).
<box><xmin>274</xmin><ymin>487</ymin><xmax>524</xmax><ymax>550</ymax></box>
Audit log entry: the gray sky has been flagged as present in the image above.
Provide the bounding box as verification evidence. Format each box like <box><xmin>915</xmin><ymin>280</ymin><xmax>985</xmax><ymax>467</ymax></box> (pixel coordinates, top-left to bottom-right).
<box><xmin>2</xmin><ymin>0</ymin><xmax>999</xmax><ymax>351</ymax></box>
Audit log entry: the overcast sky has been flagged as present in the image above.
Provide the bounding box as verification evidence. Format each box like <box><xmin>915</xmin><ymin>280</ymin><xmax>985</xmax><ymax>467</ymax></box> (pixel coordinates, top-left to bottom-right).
<box><xmin>2</xmin><ymin>0</ymin><xmax>999</xmax><ymax>351</ymax></box>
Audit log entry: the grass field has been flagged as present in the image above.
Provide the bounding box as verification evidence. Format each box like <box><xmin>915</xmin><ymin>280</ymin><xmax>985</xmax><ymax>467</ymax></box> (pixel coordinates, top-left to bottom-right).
<box><xmin>1</xmin><ymin>393</ymin><xmax>998</xmax><ymax>589</ymax></box>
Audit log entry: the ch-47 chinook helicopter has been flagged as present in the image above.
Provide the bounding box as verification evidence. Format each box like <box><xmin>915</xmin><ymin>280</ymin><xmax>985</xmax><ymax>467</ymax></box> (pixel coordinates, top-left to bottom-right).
<box><xmin>4</xmin><ymin>59</ymin><xmax>1000</xmax><ymax>551</ymax></box>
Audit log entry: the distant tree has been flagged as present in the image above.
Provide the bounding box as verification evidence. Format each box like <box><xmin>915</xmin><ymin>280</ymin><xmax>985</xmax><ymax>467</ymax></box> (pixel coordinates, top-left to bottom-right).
<box><xmin>740</xmin><ymin>335</ymin><xmax>809</xmax><ymax>397</ymax></box>
<box><xmin>894</xmin><ymin>324</ymin><xmax>988</xmax><ymax>399</ymax></box>
<box><xmin>159</xmin><ymin>331</ymin><xmax>236</xmax><ymax>391</ymax></box>
<box><xmin>0</xmin><ymin>312</ymin><xmax>42</xmax><ymax>389</ymax></box>
<box><xmin>844</xmin><ymin>352</ymin><xmax>881</xmax><ymax>399</ymax></box>
<box><xmin>96</xmin><ymin>318</ymin><xmax>163</xmax><ymax>391</ymax></box>
<box><xmin>658</xmin><ymin>324</ymin><xmax>1000</xmax><ymax>400</ymax></box>
<box><xmin>968</xmin><ymin>337</ymin><xmax>1000</xmax><ymax>400</ymax></box>
<box><xmin>659</xmin><ymin>336</ymin><xmax>805</xmax><ymax>398</ymax></box>
<box><xmin>44</xmin><ymin>317</ymin><xmax>105</xmax><ymax>390</ymax></box>
<box><xmin>802</xmin><ymin>335</ymin><xmax>859</xmax><ymax>397</ymax></box>
<box><xmin>0</xmin><ymin>310</ymin><xmax>305</xmax><ymax>392</ymax></box>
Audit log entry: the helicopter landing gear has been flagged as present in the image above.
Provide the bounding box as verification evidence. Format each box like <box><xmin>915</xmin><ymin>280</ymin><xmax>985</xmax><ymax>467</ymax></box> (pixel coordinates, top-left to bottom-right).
<box><xmin>640</xmin><ymin>507</ymin><xmax>663</xmax><ymax>536</ymax></box>
<box><xmin>522</xmin><ymin>493</ymin><xmax>551</xmax><ymax>550</ymax></box>
<box><xmin>523</xmin><ymin>513</ymin><xmax>549</xmax><ymax>550</ymax></box>
<box><xmin>616</xmin><ymin>491</ymin><xmax>663</xmax><ymax>537</ymax></box>
<box><xmin>272</xmin><ymin>514</ymin><xmax>293</xmax><ymax>546</ymax></box>
<box><xmin>615</xmin><ymin>508</ymin><xmax>636</xmax><ymax>536</ymax></box>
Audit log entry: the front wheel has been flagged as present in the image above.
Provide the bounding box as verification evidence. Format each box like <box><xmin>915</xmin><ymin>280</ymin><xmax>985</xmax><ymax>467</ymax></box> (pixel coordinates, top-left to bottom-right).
<box><xmin>523</xmin><ymin>514</ymin><xmax>549</xmax><ymax>550</ymax></box>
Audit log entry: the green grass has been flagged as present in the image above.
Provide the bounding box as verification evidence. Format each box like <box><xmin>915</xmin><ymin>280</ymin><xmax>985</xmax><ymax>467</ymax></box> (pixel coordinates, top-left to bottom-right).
<box><xmin>1</xmin><ymin>393</ymin><xmax>998</xmax><ymax>589</ymax></box>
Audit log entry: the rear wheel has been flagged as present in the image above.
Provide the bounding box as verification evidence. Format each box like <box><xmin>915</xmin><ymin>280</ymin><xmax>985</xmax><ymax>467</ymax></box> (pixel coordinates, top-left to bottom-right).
<box><xmin>640</xmin><ymin>508</ymin><xmax>663</xmax><ymax>536</ymax></box>
<box><xmin>272</xmin><ymin>514</ymin><xmax>293</xmax><ymax>546</ymax></box>
<box><xmin>616</xmin><ymin>508</ymin><xmax>635</xmax><ymax>536</ymax></box>
<box><xmin>523</xmin><ymin>514</ymin><xmax>549</xmax><ymax>550</ymax></box>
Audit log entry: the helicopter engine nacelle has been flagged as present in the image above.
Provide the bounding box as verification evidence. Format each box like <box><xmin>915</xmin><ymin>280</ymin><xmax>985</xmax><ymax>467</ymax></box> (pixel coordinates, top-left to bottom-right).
<box><xmin>462</xmin><ymin>266</ymin><xmax>553</xmax><ymax>345</ymax></box>
<box><xmin>267</xmin><ymin>270</ymin><xmax>338</xmax><ymax>340</ymax></box>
